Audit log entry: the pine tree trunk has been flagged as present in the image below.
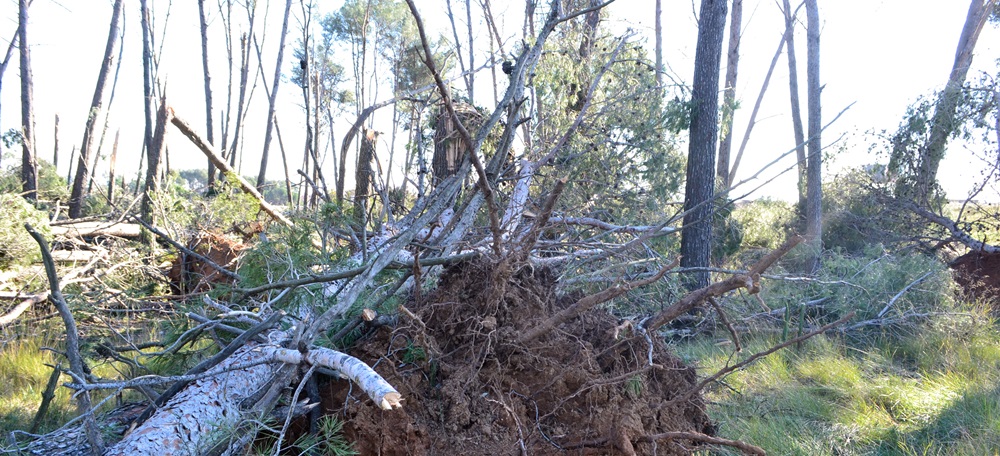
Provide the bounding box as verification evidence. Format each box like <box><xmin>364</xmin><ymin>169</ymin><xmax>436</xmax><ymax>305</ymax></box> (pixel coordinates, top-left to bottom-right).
<box><xmin>18</xmin><ymin>0</ymin><xmax>37</xmax><ymax>201</ymax></box>
<box><xmin>256</xmin><ymin>0</ymin><xmax>293</xmax><ymax>191</ymax></box>
<box><xmin>198</xmin><ymin>0</ymin><xmax>216</xmax><ymax>193</ymax></box>
<box><xmin>716</xmin><ymin>0</ymin><xmax>741</xmax><ymax>187</ymax></box>
<box><xmin>782</xmin><ymin>0</ymin><xmax>807</xmax><ymax>209</ymax></box>
<box><xmin>69</xmin><ymin>0</ymin><xmax>122</xmax><ymax>218</ymax></box>
<box><xmin>680</xmin><ymin>0</ymin><xmax>728</xmax><ymax>290</ymax></box>
<box><xmin>804</xmin><ymin>0</ymin><xmax>822</xmax><ymax>272</ymax></box>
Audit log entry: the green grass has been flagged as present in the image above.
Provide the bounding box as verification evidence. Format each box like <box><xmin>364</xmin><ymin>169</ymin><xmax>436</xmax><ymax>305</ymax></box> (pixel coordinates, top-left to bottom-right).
<box><xmin>0</xmin><ymin>336</ymin><xmax>76</xmax><ymax>434</ymax></box>
<box><xmin>680</xmin><ymin>311</ymin><xmax>1000</xmax><ymax>455</ymax></box>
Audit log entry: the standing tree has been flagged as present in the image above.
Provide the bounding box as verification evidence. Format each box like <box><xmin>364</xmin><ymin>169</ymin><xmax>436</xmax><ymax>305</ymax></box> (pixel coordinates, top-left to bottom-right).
<box><xmin>680</xmin><ymin>0</ymin><xmax>728</xmax><ymax>290</ymax></box>
<box><xmin>69</xmin><ymin>0</ymin><xmax>124</xmax><ymax>218</ymax></box>
<box><xmin>911</xmin><ymin>0</ymin><xmax>996</xmax><ymax>203</ymax></box>
<box><xmin>138</xmin><ymin>0</ymin><xmax>160</xmax><ymax>235</ymax></box>
<box><xmin>716</xmin><ymin>0</ymin><xmax>741</xmax><ymax>187</ymax></box>
<box><xmin>18</xmin><ymin>0</ymin><xmax>37</xmax><ymax>201</ymax></box>
<box><xmin>782</xmin><ymin>0</ymin><xmax>807</xmax><ymax>209</ymax></box>
<box><xmin>804</xmin><ymin>0</ymin><xmax>822</xmax><ymax>272</ymax></box>
<box><xmin>197</xmin><ymin>0</ymin><xmax>217</xmax><ymax>193</ymax></box>
<box><xmin>256</xmin><ymin>0</ymin><xmax>293</xmax><ymax>191</ymax></box>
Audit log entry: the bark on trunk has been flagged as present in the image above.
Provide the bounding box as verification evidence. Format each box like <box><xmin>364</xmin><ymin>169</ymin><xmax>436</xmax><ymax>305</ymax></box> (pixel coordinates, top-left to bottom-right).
<box><xmin>19</xmin><ymin>0</ymin><xmax>37</xmax><ymax>201</ymax></box>
<box><xmin>69</xmin><ymin>0</ymin><xmax>123</xmax><ymax>218</ymax></box>
<box><xmin>680</xmin><ymin>0</ymin><xmax>728</xmax><ymax>290</ymax></box>
<box><xmin>804</xmin><ymin>0</ymin><xmax>822</xmax><ymax>272</ymax></box>
<box><xmin>198</xmin><ymin>0</ymin><xmax>217</xmax><ymax>192</ymax></box>
<box><xmin>782</xmin><ymin>0</ymin><xmax>808</xmax><ymax>209</ymax></box>
<box><xmin>716</xmin><ymin>0</ymin><xmax>741</xmax><ymax>187</ymax></box>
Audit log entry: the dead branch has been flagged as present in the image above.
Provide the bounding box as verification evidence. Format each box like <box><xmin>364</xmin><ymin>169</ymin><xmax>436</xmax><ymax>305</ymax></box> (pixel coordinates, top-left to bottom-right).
<box><xmin>50</xmin><ymin>221</ymin><xmax>141</xmax><ymax>239</ymax></box>
<box><xmin>0</xmin><ymin>292</ymin><xmax>49</xmax><ymax>327</ymax></box>
<box><xmin>545</xmin><ymin>216</ymin><xmax>679</xmax><ymax>235</ymax></box>
<box><xmin>906</xmin><ymin>201</ymin><xmax>1000</xmax><ymax>253</ymax></box>
<box><xmin>520</xmin><ymin>258</ymin><xmax>679</xmax><ymax>343</ymax></box>
<box><xmin>877</xmin><ymin>270</ymin><xmax>934</xmax><ymax>318</ymax></box>
<box><xmin>24</xmin><ymin>223</ymin><xmax>105</xmax><ymax>455</ymax></box>
<box><xmin>643</xmin><ymin>235</ymin><xmax>804</xmax><ymax>332</ymax></box>
<box><xmin>169</xmin><ymin>109</ymin><xmax>294</xmax><ymax>227</ymax></box>
<box><xmin>517</xmin><ymin>178</ymin><xmax>566</xmax><ymax>253</ymax></box>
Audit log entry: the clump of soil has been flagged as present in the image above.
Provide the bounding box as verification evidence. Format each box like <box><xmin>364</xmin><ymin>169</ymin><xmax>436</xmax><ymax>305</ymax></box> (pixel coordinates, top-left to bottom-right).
<box><xmin>951</xmin><ymin>250</ymin><xmax>1000</xmax><ymax>305</ymax></box>
<box><xmin>321</xmin><ymin>257</ymin><xmax>714</xmax><ymax>455</ymax></box>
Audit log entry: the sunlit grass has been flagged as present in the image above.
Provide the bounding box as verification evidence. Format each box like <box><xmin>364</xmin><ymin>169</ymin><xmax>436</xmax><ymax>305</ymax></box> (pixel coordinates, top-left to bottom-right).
<box><xmin>0</xmin><ymin>335</ymin><xmax>75</xmax><ymax>435</ymax></box>
<box><xmin>683</xmin><ymin>310</ymin><xmax>1000</xmax><ymax>455</ymax></box>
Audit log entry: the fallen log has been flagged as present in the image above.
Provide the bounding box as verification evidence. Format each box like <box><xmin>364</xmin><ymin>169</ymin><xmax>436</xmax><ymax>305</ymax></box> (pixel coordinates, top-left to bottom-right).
<box><xmin>50</xmin><ymin>221</ymin><xmax>141</xmax><ymax>240</ymax></box>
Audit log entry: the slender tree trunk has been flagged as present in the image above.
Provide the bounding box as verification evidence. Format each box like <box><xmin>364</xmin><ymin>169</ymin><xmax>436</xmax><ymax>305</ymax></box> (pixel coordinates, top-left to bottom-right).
<box><xmin>782</xmin><ymin>0</ymin><xmax>807</xmax><ymax>209</ymax></box>
<box><xmin>655</xmin><ymin>0</ymin><xmax>663</xmax><ymax>88</ymax></box>
<box><xmin>229</xmin><ymin>30</ymin><xmax>252</xmax><ymax>169</ymax></box>
<box><xmin>717</xmin><ymin>0</ymin><xmax>742</xmax><ymax>187</ymax></box>
<box><xmin>465</xmin><ymin>0</ymin><xmax>475</xmax><ymax>102</ymax></box>
<box><xmin>198</xmin><ymin>0</ymin><xmax>217</xmax><ymax>193</ymax></box>
<box><xmin>69</xmin><ymin>0</ymin><xmax>123</xmax><ymax>217</ymax></box>
<box><xmin>108</xmin><ymin>129</ymin><xmax>119</xmax><ymax>206</ymax></box>
<box><xmin>139</xmin><ymin>0</ymin><xmax>160</xmax><ymax>243</ymax></box>
<box><xmin>355</xmin><ymin>129</ymin><xmax>377</xmax><ymax>249</ymax></box>
<box><xmin>680</xmin><ymin>0</ymin><xmax>728</xmax><ymax>290</ymax></box>
<box><xmin>19</xmin><ymin>0</ymin><xmax>37</xmax><ymax>201</ymax></box>
<box><xmin>52</xmin><ymin>114</ymin><xmax>59</xmax><ymax>169</ymax></box>
<box><xmin>804</xmin><ymin>0</ymin><xmax>822</xmax><ymax>272</ymax></box>
<box><xmin>914</xmin><ymin>0</ymin><xmax>994</xmax><ymax>203</ymax></box>
<box><xmin>256</xmin><ymin>0</ymin><xmax>293</xmax><ymax>191</ymax></box>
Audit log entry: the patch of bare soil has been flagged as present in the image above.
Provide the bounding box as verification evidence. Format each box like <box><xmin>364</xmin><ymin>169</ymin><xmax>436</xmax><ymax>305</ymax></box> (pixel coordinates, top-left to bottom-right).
<box><xmin>320</xmin><ymin>258</ymin><xmax>714</xmax><ymax>455</ymax></box>
<box><xmin>951</xmin><ymin>250</ymin><xmax>1000</xmax><ymax>306</ymax></box>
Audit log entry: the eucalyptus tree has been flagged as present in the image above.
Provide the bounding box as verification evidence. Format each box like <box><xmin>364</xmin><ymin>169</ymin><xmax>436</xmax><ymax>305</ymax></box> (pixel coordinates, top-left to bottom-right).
<box><xmin>18</xmin><ymin>0</ymin><xmax>36</xmax><ymax>200</ymax></box>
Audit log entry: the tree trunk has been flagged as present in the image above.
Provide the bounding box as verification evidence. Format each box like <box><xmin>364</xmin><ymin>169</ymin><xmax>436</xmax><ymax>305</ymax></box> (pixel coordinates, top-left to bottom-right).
<box><xmin>108</xmin><ymin>129</ymin><xmax>119</xmax><ymax>206</ymax></box>
<box><xmin>139</xmin><ymin>0</ymin><xmax>155</xmax><ymax>190</ymax></box>
<box><xmin>782</xmin><ymin>0</ymin><xmax>807</xmax><ymax>209</ymax></box>
<box><xmin>655</xmin><ymin>0</ymin><xmax>663</xmax><ymax>88</ymax></box>
<box><xmin>716</xmin><ymin>0</ymin><xmax>741</xmax><ymax>187</ymax></box>
<box><xmin>804</xmin><ymin>0</ymin><xmax>822</xmax><ymax>272</ymax></box>
<box><xmin>355</xmin><ymin>129</ymin><xmax>377</xmax><ymax>239</ymax></box>
<box><xmin>680</xmin><ymin>0</ymin><xmax>728</xmax><ymax>290</ymax></box>
<box><xmin>19</xmin><ymin>0</ymin><xmax>37</xmax><ymax>201</ymax></box>
<box><xmin>198</xmin><ymin>0</ymin><xmax>216</xmax><ymax>193</ymax></box>
<box><xmin>140</xmin><ymin>94</ymin><xmax>168</xmax><ymax>245</ymax></box>
<box><xmin>256</xmin><ymin>0</ymin><xmax>293</xmax><ymax>191</ymax></box>
<box><xmin>52</xmin><ymin>113</ymin><xmax>59</xmax><ymax>169</ymax></box>
<box><xmin>69</xmin><ymin>0</ymin><xmax>122</xmax><ymax>218</ymax></box>
<box><xmin>914</xmin><ymin>0</ymin><xmax>994</xmax><ymax>203</ymax></box>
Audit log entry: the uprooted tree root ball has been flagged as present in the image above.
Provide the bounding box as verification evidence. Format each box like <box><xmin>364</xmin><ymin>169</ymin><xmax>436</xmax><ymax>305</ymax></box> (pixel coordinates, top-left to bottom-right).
<box><xmin>320</xmin><ymin>258</ymin><xmax>715</xmax><ymax>455</ymax></box>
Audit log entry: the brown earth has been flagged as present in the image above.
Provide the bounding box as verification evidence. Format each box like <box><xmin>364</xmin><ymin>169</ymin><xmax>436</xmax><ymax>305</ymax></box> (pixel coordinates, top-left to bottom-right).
<box><xmin>318</xmin><ymin>258</ymin><xmax>715</xmax><ymax>455</ymax></box>
<box><xmin>951</xmin><ymin>250</ymin><xmax>1000</xmax><ymax>305</ymax></box>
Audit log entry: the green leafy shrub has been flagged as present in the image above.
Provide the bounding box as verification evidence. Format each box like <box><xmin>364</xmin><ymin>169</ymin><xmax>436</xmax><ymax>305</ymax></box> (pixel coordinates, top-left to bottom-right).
<box><xmin>732</xmin><ymin>198</ymin><xmax>797</xmax><ymax>250</ymax></box>
<box><xmin>0</xmin><ymin>194</ymin><xmax>50</xmax><ymax>269</ymax></box>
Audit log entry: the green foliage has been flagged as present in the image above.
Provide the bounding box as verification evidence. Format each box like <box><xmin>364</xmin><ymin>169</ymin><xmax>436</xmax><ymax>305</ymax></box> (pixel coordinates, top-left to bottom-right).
<box><xmin>0</xmin><ymin>194</ymin><xmax>50</xmax><ymax>270</ymax></box>
<box><xmin>532</xmin><ymin>24</ymin><xmax>685</xmax><ymax>225</ymax></box>
<box><xmin>885</xmin><ymin>74</ymin><xmax>998</xmax><ymax>203</ymax></box>
<box><xmin>292</xmin><ymin>415</ymin><xmax>358</xmax><ymax>456</ymax></box>
<box><xmin>0</xmin><ymin>158</ymin><xmax>69</xmax><ymax>202</ymax></box>
<box><xmin>731</xmin><ymin>198</ymin><xmax>797</xmax><ymax>251</ymax></box>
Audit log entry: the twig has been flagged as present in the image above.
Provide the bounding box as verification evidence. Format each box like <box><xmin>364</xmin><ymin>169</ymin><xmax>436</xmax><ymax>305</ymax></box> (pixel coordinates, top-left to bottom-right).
<box><xmin>636</xmin><ymin>431</ymin><xmax>766</xmax><ymax>455</ymax></box>
<box><xmin>643</xmin><ymin>235</ymin><xmax>804</xmax><ymax>331</ymax></box>
<box><xmin>877</xmin><ymin>271</ymin><xmax>934</xmax><ymax>318</ymax></box>
<box><xmin>24</xmin><ymin>223</ymin><xmax>105</xmax><ymax>455</ymax></box>
<box><xmin>708</xmin><ymin>297</ymin><xmax>741</xmax><ymax>351</ymax></box>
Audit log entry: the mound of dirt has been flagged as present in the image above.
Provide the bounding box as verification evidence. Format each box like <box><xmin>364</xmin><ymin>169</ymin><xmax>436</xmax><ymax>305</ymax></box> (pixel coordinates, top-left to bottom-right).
<box><xmin>951</xmin><ymin>250</ymin><xmax>1000</xmax><ymax>304</ymax></box>
<box><xmin>320</xmin><ymin>258</ymin><xmax>714</xmax><ymax>455</ymax></box>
